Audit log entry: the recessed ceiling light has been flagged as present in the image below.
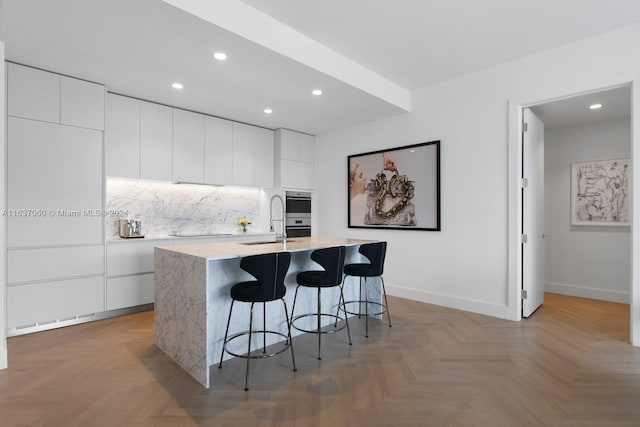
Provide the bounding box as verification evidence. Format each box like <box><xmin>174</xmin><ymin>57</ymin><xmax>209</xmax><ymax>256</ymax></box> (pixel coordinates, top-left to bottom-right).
<box><xmin>590</xmin><ymin>103</ymin><xmax>602</xmax><ymax>109</ymax></box>
<box><xmin>264</xmin><ymin>108</ymin><xmax>273</xmax><ymax>114</ymax></box>
<box><xmin>312</xmin><ymin>89</ymin><xmax>323</xmax><ymax>96</ymax></box>
<box><xmin>214</xmin><ymin>52</ymin><xmax>227</xmax><ymax>61</ymax></box>
<box><xmin>172</xmin><ymin>82</ymin><xmax>183</xmax><ymax>90</ymax></box>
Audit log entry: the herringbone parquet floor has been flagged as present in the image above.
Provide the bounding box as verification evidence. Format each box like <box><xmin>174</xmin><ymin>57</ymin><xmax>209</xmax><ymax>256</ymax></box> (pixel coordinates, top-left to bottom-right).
<box><xmin>1</xmin><ymin>293</ymin><xmax>639</xmax><ymax>426</ymax></box>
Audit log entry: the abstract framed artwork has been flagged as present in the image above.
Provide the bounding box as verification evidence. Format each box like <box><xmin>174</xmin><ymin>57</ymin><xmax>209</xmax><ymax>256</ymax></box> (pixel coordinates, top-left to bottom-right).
<box><xmin>571</xmin><ymin>158</ymin><xmax>631</xmax><ymax>226</ymax></box>
<box><xmin>348</xmin><ymin>140</ymin><xmax>441</xmax><ymax>231</ymax></box>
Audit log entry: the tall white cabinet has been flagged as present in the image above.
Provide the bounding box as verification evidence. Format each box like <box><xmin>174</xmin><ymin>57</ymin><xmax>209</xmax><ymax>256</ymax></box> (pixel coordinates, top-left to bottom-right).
<box><xmin>6</xmin><ymin>63</ymin><xmax>105</xmax><ymax>332</ymax></box>
<box><xmin>275</xmin><ymin>129</ymin><xmax>315</xmax><ymax>190</ymax></box>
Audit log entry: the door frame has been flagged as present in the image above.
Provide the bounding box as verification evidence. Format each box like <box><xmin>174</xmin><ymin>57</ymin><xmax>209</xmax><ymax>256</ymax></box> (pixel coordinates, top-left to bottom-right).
<box><xmin>507</xmin><ymin>74</ymin><xmax>640</xmax><ymax>346</ymax></box>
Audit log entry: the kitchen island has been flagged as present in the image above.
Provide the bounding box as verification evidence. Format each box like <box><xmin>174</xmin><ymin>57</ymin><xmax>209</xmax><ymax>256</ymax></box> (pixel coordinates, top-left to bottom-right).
<box><xmin>154</xmin><ymin>237</ymin><xmax>375</xmax><ymax>388</ymax></box>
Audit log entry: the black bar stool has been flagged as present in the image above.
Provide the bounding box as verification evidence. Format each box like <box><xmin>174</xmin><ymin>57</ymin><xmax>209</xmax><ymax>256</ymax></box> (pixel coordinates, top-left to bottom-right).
<box><xmin>340</xmin><ymin>241</ymin><xmax>391</xmax><ymax>337</ymax></box>
<box><xmin>218</xmin><ymin>252</ymin><xmax>296</xmax><ymax>391</ymax></box>
<box><xmin>290</xmin><ymin>246</ymin><xmax>352</xmax><ymax>360</ymax></box>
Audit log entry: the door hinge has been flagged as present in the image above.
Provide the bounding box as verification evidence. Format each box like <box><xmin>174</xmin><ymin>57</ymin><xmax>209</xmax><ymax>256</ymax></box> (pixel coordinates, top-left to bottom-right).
<box><xmin>522</xmin><ymin>122</ymin><xmax>529</xmax><ymax>132</ymax></box>
<box><xmin>521</xmin><ymin>234</ymin><xmax>528</xmax><ymax>244</ymax></box>
<box><xmin>521</xmin><ymin>178</ymin><xmax>528</xmax><ymax>188</ymax></box>
<box><xmin>521</xmin><ymin>289</ymin><xmax>528</xmax><ymax>300</ymax></box>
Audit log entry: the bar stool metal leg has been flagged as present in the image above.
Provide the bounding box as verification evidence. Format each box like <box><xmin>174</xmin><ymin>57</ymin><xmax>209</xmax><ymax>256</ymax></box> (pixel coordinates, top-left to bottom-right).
<box><xmin>218</xmin><ymin>300</ymin><xmax>235</xmax><ymax>369</ymax></box>
<box><xmin>281</xmin><ymin>299</ymin><xmax>297</xmax><ymax>371</ymax></box>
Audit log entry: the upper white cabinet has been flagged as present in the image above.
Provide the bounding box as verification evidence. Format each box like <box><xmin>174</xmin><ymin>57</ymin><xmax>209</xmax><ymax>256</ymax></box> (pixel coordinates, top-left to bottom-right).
<box><xmin>173</xmin><ymin>109</ymin><xmax>205</xmax><ymax>183</ymax></box>
<box><xmin>8</xmin><ymin>63</ymin><xmax>105</xmax><ymax>131</ymax></box>
<box><xmin>8</xmin><ymin>63</ymin><xmax>60</xmax><ymax>123</ymax></box>
<box><xmin>105</xmin><ymin>94</ymin><xmax>173</xmax><ymax>180</ymax></box>
<box><xmin>60</xmin><ymin>76</ymin><xmax>105</xmax><ymax>130</ymax></box>
<box><xmin>232</xmin><ymin>122</ymin><xmax>254</xmax><ymax>187</ymax></box>
<box><xmin>141</xmin><ymin>101</ymin><xmax>172</xmax><ymax>181</ymax></box>
<box><xmin>275</xmin><ymin>129</ymin><xmax>315</xmax><ymax>190</ymax></box>
<box><xmin>232</xmin><ymin>123</ymin><xmax>274</xmax><ymax>188</ymax></box>
<box><xmin>105</xmin><ymin>94</ymin><xmax>272</xmax><ymax>187</ymax></box>
<box><xmin>205</xmin><ymin>116</ymin><xmax>233</xmax><ymax>185</ymax></box>
<box><xmin>254</xmin><ymin>127</ymin><xmax>274</xmax><ymax>188</ymax></box>
<box><xmin>106</xmin><ymin>93</ymin><xmax>140</xmax><ymax>179</ymax></box>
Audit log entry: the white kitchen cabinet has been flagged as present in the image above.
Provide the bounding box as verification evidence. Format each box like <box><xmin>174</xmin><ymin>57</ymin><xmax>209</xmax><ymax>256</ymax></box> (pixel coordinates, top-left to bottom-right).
<box><xmin>60</xmin><ymin>75</ymin><xmax>105</xmax><ymax>130</ymax></box>
<box><xmin>107</xmin><ymin>274</ymin><xmax>155</xmax><ymax>311</ymax></box>
<box><xmin>298</xmin><ymin>133</ymin><xmax>315</xmax><ymax>163</ymax></box>
<box><xmin>7</xmin><ymin>117</ymin><xmax>103</xmax><ymax>248</ymax></box>
<box><xmin>141</xmin><ymin>101</ymin><xmax>173</xmax><ymax>181</ymax></box>
<box><xmin>7</xmin><ymin>62</ymin><xmax>60</xmax><ymax>123</ymax></box>
<box><xmin>232</xmin><ymin>122</ymin><xmax>255</xmax><ymax>187</ymax></box>
<box><xmin>106</xmin><ymin>240</ymin><xmax>163</xmax><ymax>277</ymax></box>
<box><xmin>254</xmin><ymin>127</ymin><xmax>274</xmax><ymax>188</ymax></box>
<box><xmin>275</xmin><ymin>129</ymin><xmax>315</xmax><ymax>190</ymax></box>
<box><xmin>173</xmin><ymin>109</ymin><xmax>205</xmax><ymax>183</ymax></box>
<box><xmin>204</xmin><ymin>116</ymin><xmax>233</xmax><ymax>185</ymax></box>
<box><xmin>106</xmin><ymin>240</ymin><xmax>176</xmax><ymax>310</ymax></box>
<box><xmin>8</xmin><ymin>63</ymin><xmax>104</xmax><ymax>131</ymax></box>
<box><xmin>7</xmin><ymin>276</ymin><xmax>104</xmax><ymax>329</ymax></box>
<box><xmin>106</xmin><ymin>93</ymin><xmax>141</xmax><ymax>178</ymax></box>
<box><xmin>8</xmin><ymin>245</ymin><xmax>104</xmax><ymax>284</ymax></box>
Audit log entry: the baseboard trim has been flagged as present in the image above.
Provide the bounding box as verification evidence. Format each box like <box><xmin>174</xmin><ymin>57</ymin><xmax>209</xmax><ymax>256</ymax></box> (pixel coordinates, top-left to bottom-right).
<box><xmin>545</xmin><ymin>282</ymin><xmax>630</xmax><ymax>304</ymax></box>
<box><xmin>386</xmin><ymin>284</ymin><xmax>515</xmax><ymax>320</ymax></box>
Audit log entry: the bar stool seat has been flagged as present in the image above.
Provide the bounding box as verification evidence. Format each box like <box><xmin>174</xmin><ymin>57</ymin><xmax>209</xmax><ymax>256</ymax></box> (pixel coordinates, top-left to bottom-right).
<box><xmin>218</xmin><ymin>252</ymin><xmax>296</xmax><ymax>391</ymax></box>
<box><xmin>340</xmin><ymin>241</ymin><xmax>391</xmax><ymax>338</ymax></box>
<box><xmin>291</xmin><ymin>246</ymin><xmax>351</xmax><ymax>360</ymax></box>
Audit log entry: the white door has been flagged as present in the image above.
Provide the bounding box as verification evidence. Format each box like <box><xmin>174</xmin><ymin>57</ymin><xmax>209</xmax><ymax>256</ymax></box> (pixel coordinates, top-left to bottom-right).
<box><xmin>522</xmin><ymin>108</ymin><xmax>545</xmax><ymax>317</ymax></box>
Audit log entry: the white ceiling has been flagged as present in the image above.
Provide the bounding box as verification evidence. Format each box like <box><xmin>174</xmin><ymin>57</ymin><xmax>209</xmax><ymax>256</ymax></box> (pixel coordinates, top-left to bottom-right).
<box><xmin>2</xmin><ymin>0</ymin><xmax>640</xmax><ymax>135</ymax></box>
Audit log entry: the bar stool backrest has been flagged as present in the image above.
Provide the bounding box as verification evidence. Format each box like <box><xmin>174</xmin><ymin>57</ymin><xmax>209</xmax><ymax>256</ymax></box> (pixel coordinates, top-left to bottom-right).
<box><xmin>239</xmin><ymin>252</ymin><xmax>291</xmax><ymax>301</ymax></box>
<box><xmin>310</xmin><ymin>246</ymin><xmax>346</xmax><ymax>286</ymax></box>
<box><xmin>359</xmin><ymin>241</ymin><xmax>387</xmax><ymax>276</ymax></box>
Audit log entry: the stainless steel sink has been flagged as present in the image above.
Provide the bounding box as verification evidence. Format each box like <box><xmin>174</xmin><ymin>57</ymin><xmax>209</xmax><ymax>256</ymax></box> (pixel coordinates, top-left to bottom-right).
<box><xmin>169</xmin><ymin>232</ymin><xmax>233</xmax><ymax>237</ymax></box>
<box><xmin>241</xmin><ymin>239</ymin><xmax>296</xmax><ymax>245</ymax></box>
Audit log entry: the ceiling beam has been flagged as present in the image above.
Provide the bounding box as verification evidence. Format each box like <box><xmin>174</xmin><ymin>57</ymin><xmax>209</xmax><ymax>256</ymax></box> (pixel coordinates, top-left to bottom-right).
<box><xmin>161</xmin><ymin>0</ymin><xmax>411</xmax><ymax>112</ymax></box>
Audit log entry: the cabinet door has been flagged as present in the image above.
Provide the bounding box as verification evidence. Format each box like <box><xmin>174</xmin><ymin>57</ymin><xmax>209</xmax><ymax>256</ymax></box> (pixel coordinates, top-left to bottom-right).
<box><xmin>280</xmin><ymin>129</ymin><xmax>299</xmax><ymax>160</ymax></box>
<box><xmin>105</xmin><ymin>93</ymin><xmax>140</xmax><ymax>178</ymax></box>
<box><xmin>173</xmin><ymin>109</ymin><xmax>205</xmax><ymax>183</ymax></box>
<box><xmin>8</xmin><ymin>276</ymin><xmax>104</xmax><ymax>329</ymax></box>
<box><xmin>107</xmin><ymin>241</ymin><xmax>160</xmax><ymax>276</ymax></box>
<box><xmin>8</xmin><ymin>117</ymin><xmax>103</xmax><ymax>247</ymax></box>
<box><xmin>281</xmin><ymin>159</ymin><xmax>315</xmax><ymax>190</ymax></box>
<box><xmin>60</xmin><ymin>76</ymin><xmax>105</xmax><ymax>130</ymax></box>
<box><xmin>204</xmin><ymin>116</ymin><xmax>233</xmax><ymax>185</ymax></box>
<box><xmin>8</xmin><ymin>245</ymin><xmax>104</xmax><ymax>284</ymax></box>
<box><xmin>141</xmin><ymin>101</ymin><xmax>172</xmax><ymax>180</ymax></box>
<box><xmin>107</xmin><ymin>273</ymin><xmax>155</xmax><ymax>310</ymax></box>
<box><xmin>8</xmin><ymin>62</ymin><xmax>60</xmax><ymax>123</ymax></box>
<box><xmin>254</xmin><ymin>127</ymin><xmax>274</xmax><ymax>188</ymax></box>
<box><xmin>232</xmin><ymin>122</ymin><xmax>254</xmax><ymax>186</ymax></box>
<box><xmin>298</xmin><ymin>133</ymin><xmax>315</xmax><ymax>163</ymax></box>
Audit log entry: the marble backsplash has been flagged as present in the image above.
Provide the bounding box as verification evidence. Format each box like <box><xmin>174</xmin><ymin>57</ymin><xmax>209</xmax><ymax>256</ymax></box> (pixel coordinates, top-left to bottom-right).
<box><xmin>106</xmin><ymin>178</ymin><xmax>266</xmax><ymax>237</ymax></box>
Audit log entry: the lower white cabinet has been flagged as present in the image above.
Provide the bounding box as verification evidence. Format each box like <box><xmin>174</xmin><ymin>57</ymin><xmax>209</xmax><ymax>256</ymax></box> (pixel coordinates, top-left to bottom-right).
<box><xmin>6</xmin><ymin>245</ymin><xmax>105</xmax><ymax>330</ymax></box>
<box><xmin>8</xmin><ymin>276</ymin><xmax>104</xmax><ymax>329</ymax></box>
<box><xmin>107</xmin><ymin>274</ymin><xmax>155</xmax><ymax>311</ymax></box>
<box><xmin>106</xmin><ymin>240</ymin><xmax>175</xmax><ymax>310</ymax></box>
<box><xmin>8</xmin><ymin>245</ymin><xmax>104</xmax><ymax>284</ymax></box>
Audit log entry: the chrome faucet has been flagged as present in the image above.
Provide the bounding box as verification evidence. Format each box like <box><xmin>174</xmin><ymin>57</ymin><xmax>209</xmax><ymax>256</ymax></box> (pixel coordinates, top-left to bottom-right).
<box><xmin>269</xmin><ymin>194</ymin><xmax>287</xmax><ymax>242</ymax></box>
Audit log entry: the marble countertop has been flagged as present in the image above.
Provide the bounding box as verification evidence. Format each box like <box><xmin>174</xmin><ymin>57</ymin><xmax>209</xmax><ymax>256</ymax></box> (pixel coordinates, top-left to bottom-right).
<box><xmin>155</xmin><ymin>236</ymin><xmax>373</xmax><ymax>261</ymax></box>
<box><xmin>107</xmin><ymin>232</ymin><xmax>277</xmax><ymax>243</ymax></box>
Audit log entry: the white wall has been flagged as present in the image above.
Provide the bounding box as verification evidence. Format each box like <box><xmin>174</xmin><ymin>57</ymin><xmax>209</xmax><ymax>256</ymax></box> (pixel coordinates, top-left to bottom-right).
<box><xmin>544</xmin><ymin>118</ymin><xmax>631</xmax><ymax>303</ymax></box>
<box><xmin>1</xmin><ymin>40</ymin><xmax>7</xmax><ymax>369</ymax></box>
<box><xmin>315</xmin><ymin>24</ymin><xmax>640</xmax><ymax>326</ymax></box>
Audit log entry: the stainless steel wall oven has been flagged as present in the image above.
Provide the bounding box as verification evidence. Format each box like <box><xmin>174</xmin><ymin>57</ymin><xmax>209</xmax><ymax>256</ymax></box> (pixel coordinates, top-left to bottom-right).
<box><xmin>285</xmin><ymin>191</ymin><xmax>311</xmax><ymax>237</ymax></box>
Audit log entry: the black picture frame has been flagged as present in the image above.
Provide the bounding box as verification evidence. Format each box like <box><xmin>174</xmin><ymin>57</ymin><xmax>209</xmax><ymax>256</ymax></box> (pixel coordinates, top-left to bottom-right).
<box><xmin>348</xmin><ymin>140</ymin><xmax>441</xmax><ymax>231</ymax></box>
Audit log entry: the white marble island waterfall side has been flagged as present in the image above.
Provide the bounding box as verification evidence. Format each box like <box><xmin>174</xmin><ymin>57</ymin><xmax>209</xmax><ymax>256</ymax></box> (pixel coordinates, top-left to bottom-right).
<box><xmin>154</xmin><ymin>237</ymin><xmax>378</xmax><ymax>388</ymax></box>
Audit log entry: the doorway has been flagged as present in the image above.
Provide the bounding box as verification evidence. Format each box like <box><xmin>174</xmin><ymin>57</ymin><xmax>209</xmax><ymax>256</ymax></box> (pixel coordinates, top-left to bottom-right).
<box><xmin>529</xmin><ymin>87</ymin><xmax>632</xmax><ymax>314</ymax></box>
<box><xmin>508</xmin><ymin>78</ymin><xmax>638</xmax><ymax>346</ymax></box>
